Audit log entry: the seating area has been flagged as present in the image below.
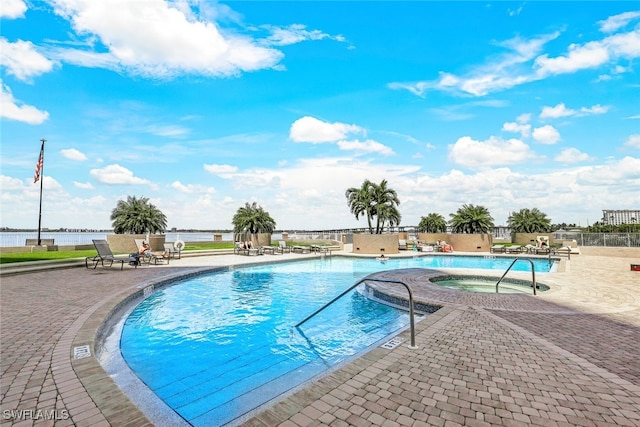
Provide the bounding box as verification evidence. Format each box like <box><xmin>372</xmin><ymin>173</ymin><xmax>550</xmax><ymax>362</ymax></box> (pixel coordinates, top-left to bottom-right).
<box><xmin>506</xmin><ymin>245</ymin><xmax>523</xmax><ymax>254</ymax></box>
<box><xmin>490</xmin><ymin>244</ymin><xmax>505</xmax><ymax>253</ymax></box>
<box><xmin>234</xmin><ymin>242</ymin><xmax>262</xmax><ymax>256</ymax></box>
<box><xmin>85</xmin><ymin>239</ymin><xmax>137</xmax><ymax>270</ymax></box>
<box><xmin>135</xmin><ymin>239</ymin><xmax>169</xmax><ymax>264</ymax></box>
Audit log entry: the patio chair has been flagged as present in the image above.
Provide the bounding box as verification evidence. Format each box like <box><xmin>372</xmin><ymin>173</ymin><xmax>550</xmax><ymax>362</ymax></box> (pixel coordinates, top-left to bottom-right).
<box><xmin>135</xmin><ymin>238</ymin><xmax>169</xmax><ymax>265</ymax></box>
<box><xmin>310</xmin><ymin>244</ymin><xmax>331</xmax><ymax>255</ymax></box>
<box><xmin>398</xmin><ymin>239</ymin><xmax>408</xmax><ymax>250</ymax></box>
<box><xmin>278</xmin><ymin>240</ymin><xmax>291</xmax><ymax>254</ymax></box>
<box><xmin>234</xmin><ymin>241</ymin><xmax>262</xmax><ymax>256</ymax></box>
<box><xmin>164</xmin><ymin>243</ymin><xmax>181</xmax><ymax>260</ymax></box>
<box><xmin>490</xmin><ymin>244</ymin><xmax>505</xmax><ymax>253</ymax></box>
<box><xmin>260</xmin><ymin>245</ymin><xmax>280</xmax><ymax>255</ymax></box>
<box><xmin>292</xmin><ymin>245</ymin><xmax>311</xmax><ymax>254</ymax></box>
<box><xmin>86</xmin><ymin>239</ymin><xmax>137</xmax><ymax>270</ymax></box>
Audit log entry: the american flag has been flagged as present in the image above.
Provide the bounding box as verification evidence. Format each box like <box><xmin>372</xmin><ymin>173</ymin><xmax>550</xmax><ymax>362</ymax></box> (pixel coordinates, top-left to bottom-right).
<box><xmin>34</xmin><ymin>146</ymin><xmax>44</xmax><ymax>183</ymax></box>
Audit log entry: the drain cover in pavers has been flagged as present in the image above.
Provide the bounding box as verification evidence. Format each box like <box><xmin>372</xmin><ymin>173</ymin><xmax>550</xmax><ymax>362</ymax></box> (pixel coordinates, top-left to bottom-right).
<box><xmin>73</xmin><ymin>345</ymin><xmax>91</xmax><ymax>360</ymax></box>
<box><xmin>381</xmin><ymin>336</ymin><xmax>405</xmax><ymax>349</ymax></box>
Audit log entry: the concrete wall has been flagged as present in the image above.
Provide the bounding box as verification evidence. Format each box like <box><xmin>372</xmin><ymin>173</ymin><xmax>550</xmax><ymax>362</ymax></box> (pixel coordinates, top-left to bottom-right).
<box><xmin>235</xmin><ymin>233</ymin><xmax>272</xmax><ymax>247</ymax></box>
<box><xmin>352</xmin><ymin>234</ymin><xmax>400</xmax><ymax>254</ymax></box>
<box><xmin>107</xmin><ymin>234</ymin><xmax>166</xmax><ymax>253</ymax></box>
<box><xmin>418</xmin><ymin>233</ymin><xmax>494</xmax><ymax>252</ymax></box>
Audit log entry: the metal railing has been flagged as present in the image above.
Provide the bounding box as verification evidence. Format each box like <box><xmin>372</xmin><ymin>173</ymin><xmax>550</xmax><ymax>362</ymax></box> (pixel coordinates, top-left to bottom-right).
<box><xmin>495</xmin><ymin>257</ymin><xmax>537</xmax><ymax>295</ymax></box>
<box><xmin>295</xmin><ymin>277</ymin><xmax>419</xmax><ymax>349</ymax></box>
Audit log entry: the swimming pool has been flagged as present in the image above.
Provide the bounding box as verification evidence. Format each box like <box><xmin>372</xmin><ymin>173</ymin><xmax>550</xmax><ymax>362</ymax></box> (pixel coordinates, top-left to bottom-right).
<box><xmin>118</xmin><ymin>255</ymin><xmax>555</xmax><ymax>425</ymax></box>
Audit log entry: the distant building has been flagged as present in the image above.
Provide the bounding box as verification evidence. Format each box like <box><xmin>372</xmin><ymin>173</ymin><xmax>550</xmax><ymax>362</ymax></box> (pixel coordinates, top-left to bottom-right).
<box><xmin>602</xmin><ymin>209</ymin><xmax>640</xmax><ymax>225</ymax></box>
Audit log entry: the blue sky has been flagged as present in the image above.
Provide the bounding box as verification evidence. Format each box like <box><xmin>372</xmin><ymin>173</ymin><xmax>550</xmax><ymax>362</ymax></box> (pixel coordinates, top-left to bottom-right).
<box><xmin>2</xmin><ymin>1</ymin><xmax>639</xmax><ymax>231</ymax></box>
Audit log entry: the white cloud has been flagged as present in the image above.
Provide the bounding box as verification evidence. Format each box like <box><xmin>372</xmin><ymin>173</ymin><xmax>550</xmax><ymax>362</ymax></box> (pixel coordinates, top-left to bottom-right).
<box><xmin>336</xmin><ymin>139</ymin><xmax>394</xmax><ymax>156</ymax></box>
<box><xmin>391</xmin><ymin>18</ymin><xmax>640</xmax><ymax>98</ymax></box>
<box><xmin>89</xmin><ymin>164</ymin><xmax>150</xmax><ymax>185</ymax></box>
<box><xmin>535</xmin><ymin>41</ymin><xmax>610</xmax><ymax>75</ymax></box>
<box><xmin>625</xmin><ymin>134</ymin><xmax>640</xmax><ymax>149</ymax></box>
<box><xmin>448</xmin><ymin>136</ymin><xmax>537</xmax><ymax>168</ymax></box>
<box><xmin>0</xmin><ymin>81</ymin><xmax>49</xmax><ymax>124</ymax></box>
<box><xmin>0</xmin><ymin>38</ymin><xmax>55</xmax><ymax>82</ymax></box>
<box><xmin>540</xmin><ymin>103</ymin><xmax>610</xmax><ymax>119</ymax></box>
<box><xmin>540</xmin><ymin>103</ymin><xmax>575</xmax><ymax>119</ymax></box>
<box><xmin>47</xmin><ymin>0</ymin><xmax>283</xmax><ymax>78</ymax></box>
<box><xmin>289</xmin><ymin>116</ymin><xmax>363</xmax><ymax>143</ymax></box>
<box><xmin>260</xmin><ymin>24</ymin><xmax>346</xmax><ymax>46</ymax></box>
<box><xmin>1</xmin><ymin>174</ymin><xmax>26</xmax><ymax>190</ymax></box>
<box><xmin>554</xmin><ymin>148</ymin><xmax>594</xmax><ymax>163</ymax></box>
<box><xmin>144</xmin><ymin>124</ymin><xmax>190</xmax><ymax>138</ymax></box>
<box><xmin>532</xmin><ymin>125</ymin><xmax>561</xmax><ymax>144</ymax></box>
<box><xmin>389</xmin><ymin>32</ymin><xmax>560</xmax><ymax>97</ymax></box>
<box><xmin>73</xmin><ymin>181</ymin><xmax>94</xmax><ymax>189</ymax></box>
<box><xmin>1</xmin><ymin>0</ymin><xmax>27</xmax><ymax>19</ymax></box>
<box><xmin>204</xmin><ymin>163</ymin><xmax>238</xmax><ymax>175</ymax></box>
<box><xmin>576</xmin><ymin>156</ymin><xmax>640</xmax><ymax>186</ymax></box>
<box><xmin>502</xmin><ymin>121</ymin><xmax>531</xmax><ymax>138</ymax></box>
<box><xmin>171</xmin><ymin>181</ymin><xmax>215</xmax><ymax>194</ymax></box>
<box><xmin>61</xmin><ymin>148</ymin><xmax>88</xmax><ymax>161</ymax></box>
<box><xmin>598</xmin><ymin>11</ymin><xmax>640</xmax><ymax>33</ymax></box>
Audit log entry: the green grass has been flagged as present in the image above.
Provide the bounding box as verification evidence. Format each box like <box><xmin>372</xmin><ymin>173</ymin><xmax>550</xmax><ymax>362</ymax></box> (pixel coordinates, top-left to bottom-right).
<box><xmin>0</xmin><ymin>241</ymin><xmax>336</xmax><ymax>264</ymax></box>
<box><xmin>0</xmin><ymin>242</ymin><xmax>237</xmax><ymax>264</ymax></box>
<box><xmin>0</xmin><ymin>250</ymin><xmax>97</xmax><ymax>264</ymax></box>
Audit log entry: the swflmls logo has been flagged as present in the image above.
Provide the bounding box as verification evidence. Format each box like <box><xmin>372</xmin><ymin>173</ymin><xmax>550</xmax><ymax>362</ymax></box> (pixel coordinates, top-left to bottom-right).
<box><xmin>2</xmin><ymin>409</ymin><xmax>70</xmax><ymax>420</ymax></box>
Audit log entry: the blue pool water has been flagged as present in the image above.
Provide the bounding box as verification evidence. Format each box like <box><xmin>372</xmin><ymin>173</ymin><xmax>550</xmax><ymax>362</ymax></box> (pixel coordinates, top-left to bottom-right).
<box><xmin>120</xmin><ymin>256</ymin><xmax>554</xmax><ymax>425</ymax></box>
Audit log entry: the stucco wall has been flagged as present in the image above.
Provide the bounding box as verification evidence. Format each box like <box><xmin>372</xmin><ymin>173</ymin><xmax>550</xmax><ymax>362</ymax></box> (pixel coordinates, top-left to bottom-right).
<box><xmin>107</xmin><ymin>234</ymin><xmax>166</xmax><ymax>253</ymax></box>
<box><xmin>418</xmin><ymin>233</ymin><xmax>493</xmax><ymax>252</ymax></box>
<box><xmin>352</xmin><ymin>234</ymin><xmax>400</xmax><ymax>254</ymax></box>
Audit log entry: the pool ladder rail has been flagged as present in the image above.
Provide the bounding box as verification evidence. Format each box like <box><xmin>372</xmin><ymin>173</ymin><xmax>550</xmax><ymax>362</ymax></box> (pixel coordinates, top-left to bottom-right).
<box><xmin>496</xmin><ymin>257</ymin><xmax>537</xmax><ymax>295</ymax></box>
<box><xmin>295</xmin><ymin>277</ymin><xmax>419</xmax><ymax>349</ymax></box>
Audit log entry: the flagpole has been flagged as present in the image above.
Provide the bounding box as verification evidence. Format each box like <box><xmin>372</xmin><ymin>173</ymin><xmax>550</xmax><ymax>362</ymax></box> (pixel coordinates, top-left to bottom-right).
<box><xmin>37</xmin><ymin>138</ymin><xmax>46</xmax><ymax>246</ymax></box>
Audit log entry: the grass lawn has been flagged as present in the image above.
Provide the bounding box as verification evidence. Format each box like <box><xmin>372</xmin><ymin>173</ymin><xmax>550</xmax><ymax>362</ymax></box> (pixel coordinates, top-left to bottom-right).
<box><xmin>0</xmin><ymin>242</ymin><xmax>236</xmax><ymax>264</ymax></box>
<box><xmin>0</xmin><ymin>241</ymin><xmax>334</xmax><ymax>264</ymax></box>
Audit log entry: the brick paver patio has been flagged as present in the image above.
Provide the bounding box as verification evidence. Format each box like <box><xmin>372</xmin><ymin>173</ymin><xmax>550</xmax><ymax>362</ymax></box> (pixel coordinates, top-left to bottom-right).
<box><xmin>1</xmin><ymin>247</ymin><xmax>639</xmax><ymax>426</ymax></box>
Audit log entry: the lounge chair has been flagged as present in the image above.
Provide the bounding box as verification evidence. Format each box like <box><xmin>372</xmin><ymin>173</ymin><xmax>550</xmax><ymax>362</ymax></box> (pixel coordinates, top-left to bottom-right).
<box><xmin>278</xmin><ymin>240</ymin><xmax>291</xmax><ymax>253</ymax></box>
<box><xmin>398</xmin><ymin>239</ymin><xmax>408</xmax><ymax>250</ymax></box>
<box><xmin>310</xmin><ymin>244</ymin><xmax>331</xmax><ymax>255</ymax></box>
<box><xmin>260</xmin><ymin>245</ymin><xmax>280</xmax><ymax>255</ymax></box>
<box><xmin>234</xmin><ymin>241</ymin><xmax>262</xmax><ymax>256</ymax></box>
<box><xmin>506</xmin><ymin>245</ymin><xmax>523</xmax><ymax>254</ymax></box>
<box><xmin>164</xmin><ymin>243</ymin><xmax>181</xmax><ymax>260</ymax></box>
<box><xmin>490</xmin><ymin>244</ymin><xmax>505</xmax><ymax>253</ymax></box>
<box><xmin>292</xmin><ymin>245</ymin><xmax>311</xmax><ymax>254</ymax></box>
<box><xmin>135</xmin><ymin>238</ymin><xmax>169</xmax><ymax>265</ymax></box>
<box><xmin>86</xmin><ymin>239</ymin><xmax>137</xmax><ymax>270</ymax></box>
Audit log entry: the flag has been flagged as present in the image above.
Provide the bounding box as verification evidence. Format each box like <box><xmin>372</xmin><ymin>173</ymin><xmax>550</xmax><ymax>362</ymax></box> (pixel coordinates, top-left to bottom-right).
<box><xmin>34</xmin><ymin>147</ymin><xmax>43</xmax><ymax>183</ymax></box>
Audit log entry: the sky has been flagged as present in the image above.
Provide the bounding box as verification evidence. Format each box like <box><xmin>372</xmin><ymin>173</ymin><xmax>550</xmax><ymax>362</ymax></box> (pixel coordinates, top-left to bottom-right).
<box><xmin>1</xmin><ymin>0</ymin><xmax>639</xmax><ymax>231</ymax></box>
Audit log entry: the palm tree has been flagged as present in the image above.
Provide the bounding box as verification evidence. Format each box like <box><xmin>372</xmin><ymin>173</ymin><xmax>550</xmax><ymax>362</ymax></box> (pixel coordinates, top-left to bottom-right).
<box><xmin>418</xmin><ymin>213</ymin><xmax>447</xmax><ymax>233</ymax></box>
<box><xmin>232</xmin><ymin>202</ymin><xmax>276</xmax><ymax>238</ymax></box>
<box><xmin>110</xmin><ymin>195</ymin><xmax>167</xmax><ymax>234</ymax></box>
<box><xmin>449</xmin><ymin>204</ymin><xmax>494</xmax><ymax>234</ymax></box>
<box><xmin>371</xmin><ymin>179</ymin><xmax>401</xmax><ymax>233</ymax></box>
<box><xmin>508</xmin><ymin>208</ymin><xmax>552</xmax><ymax>233</ymax></box>
<box><xmin>345</xmin><ymin>179</ymin><xmax>375</xmax><ymax>234</ymax></box>
<box><xmin>376</xmin><ymin>203</ymin><xmax>402</xmax><ymax>231</ymax></box>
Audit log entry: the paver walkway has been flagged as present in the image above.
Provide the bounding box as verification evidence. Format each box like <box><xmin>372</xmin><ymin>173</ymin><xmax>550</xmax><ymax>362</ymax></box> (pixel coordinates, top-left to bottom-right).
<box><xmin>1</xmin><ymin>247</ymin><xmax>639</xmax><ymax>426</ymax></box>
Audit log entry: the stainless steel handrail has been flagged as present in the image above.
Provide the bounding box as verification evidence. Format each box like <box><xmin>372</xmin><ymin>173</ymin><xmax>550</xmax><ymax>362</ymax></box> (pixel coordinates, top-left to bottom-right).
<box><xmin>295</xmin><ymin>277</ymin><xmax>419</xmax><ymax>349</ymax></box>
<box><xmin>495</xmin><ymin>257</ymin><xmax>537</xmax><ymax>295</ymax></box>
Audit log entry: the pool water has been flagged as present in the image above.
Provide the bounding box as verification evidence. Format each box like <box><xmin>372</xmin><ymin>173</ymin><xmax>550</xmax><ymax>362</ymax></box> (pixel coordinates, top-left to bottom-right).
<box><xmin>120</xmin><ymin>256</ymin><xmax>555</xmax><ymax>425</ymax></box>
